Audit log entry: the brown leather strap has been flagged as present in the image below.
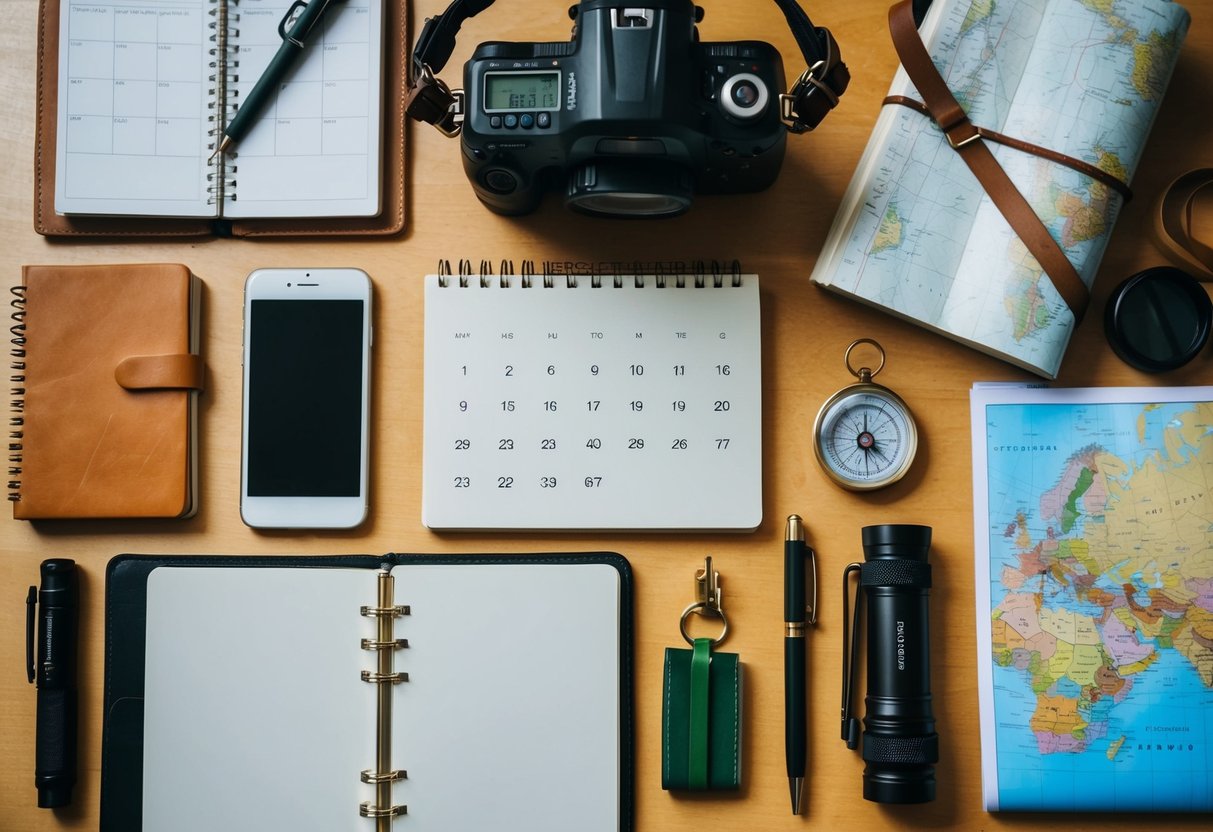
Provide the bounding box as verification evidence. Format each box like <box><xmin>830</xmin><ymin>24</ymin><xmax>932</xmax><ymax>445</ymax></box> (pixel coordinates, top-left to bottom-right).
<box><xmin>887</xmin><ymin>0</ymin><xmax>1089</xmax><ymax>323</ymax></box>
<box><xmin>883</xmin><ymin>95</ymin><xmax>1133</xmax><ymax>202</ymax></box>
<box><xmin>114</xmin><ymin>354</ymin><xmax>205</xmax><ymax>391</ymax></box>
<box><xmin>1154</xmin><ymin>168</ymin><xmax>1213</xmax><ymax>281</ymax></box>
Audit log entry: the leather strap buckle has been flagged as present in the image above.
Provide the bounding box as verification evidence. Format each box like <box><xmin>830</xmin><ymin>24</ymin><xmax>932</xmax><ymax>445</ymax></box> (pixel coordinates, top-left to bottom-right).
<box><xmin>405</xmin><ymin>65</ymin><xmax>465</xmax><ymax>137</ymax></box>
<box><xmin>779</xmin><ymin>28</ymin><xmax>850</xmax><ymax>134</ymax></box>
<box><xmin>944</xmin><ymin>119</ymin><xmax>981</xmax><ymax>150</ymax></box>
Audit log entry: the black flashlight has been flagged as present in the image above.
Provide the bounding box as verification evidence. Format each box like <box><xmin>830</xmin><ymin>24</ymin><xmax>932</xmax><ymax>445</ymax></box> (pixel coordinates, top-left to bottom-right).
<box><xmin>26</xmin><ymin>559</ymin><xmax>80</xmax><ymax>808</ymax></box>
<box><xmin>841</xmin><ymin>525</ymin><xmax>937</xmax><ymax>804</ymax></box>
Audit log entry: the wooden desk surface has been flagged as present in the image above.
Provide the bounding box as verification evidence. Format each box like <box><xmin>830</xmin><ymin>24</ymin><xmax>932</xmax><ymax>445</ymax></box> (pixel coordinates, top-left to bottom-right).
<box><xmin>2</xmin><ymin>0</ymin><xmax>1211</xmax><ymax>829</ymax></box>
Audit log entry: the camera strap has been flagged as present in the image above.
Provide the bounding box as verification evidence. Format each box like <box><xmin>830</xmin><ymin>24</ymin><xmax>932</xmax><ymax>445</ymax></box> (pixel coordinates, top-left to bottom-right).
<box><xmin>406</xmin><ymin>0</ymin><xmax>850</xmax><ymax>135</ymax></box>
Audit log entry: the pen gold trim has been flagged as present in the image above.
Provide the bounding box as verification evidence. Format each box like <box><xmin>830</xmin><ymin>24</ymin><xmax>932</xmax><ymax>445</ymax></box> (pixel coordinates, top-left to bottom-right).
<box><xmin>359</xmin><ymin>569</ymin><xmax>408</xmax><ymax>826</ymax></box>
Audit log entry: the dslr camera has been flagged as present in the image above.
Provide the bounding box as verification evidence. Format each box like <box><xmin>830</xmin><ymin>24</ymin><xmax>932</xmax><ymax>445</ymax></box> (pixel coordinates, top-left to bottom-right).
<box><xmin>407</xmin><ymin>0</ymin><xmax>850</xmax><ymax>217</ymax></box>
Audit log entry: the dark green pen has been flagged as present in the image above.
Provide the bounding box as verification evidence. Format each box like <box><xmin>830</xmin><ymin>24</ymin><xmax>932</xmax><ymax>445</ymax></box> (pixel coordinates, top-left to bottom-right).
<box><xmin>211</xmin><ymin>0</ymin><xmax>347</xmax><ymax>159</ymax></box>
<box><xmin>785</xmin><ymin>514</ymin><xmax>817</xmax><ymax>814</ymax></box>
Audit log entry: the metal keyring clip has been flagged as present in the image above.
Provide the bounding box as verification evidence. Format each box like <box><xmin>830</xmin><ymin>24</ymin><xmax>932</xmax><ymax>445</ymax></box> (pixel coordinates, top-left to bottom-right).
<box><xmin>679</xmin><ymin>557</ymin><xmax>729</xmax><ymax>646</ymax></box>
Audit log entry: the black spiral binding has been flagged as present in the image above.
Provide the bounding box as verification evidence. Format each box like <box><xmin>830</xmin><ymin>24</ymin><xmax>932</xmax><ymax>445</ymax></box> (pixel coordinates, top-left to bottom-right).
<box><xmin>9</xmin><ymin>286</ymin><xmax>26</xmax><ymax>503</ymax></box>
<box><xmin>435</xmin><ymin>258</ymin><xmax>745</xmax><ymax>289</ymax></box>
<box><xmin>206</xmin><ymin>0</ymin><xmax>239</xmax><ymax>207</ymax></box>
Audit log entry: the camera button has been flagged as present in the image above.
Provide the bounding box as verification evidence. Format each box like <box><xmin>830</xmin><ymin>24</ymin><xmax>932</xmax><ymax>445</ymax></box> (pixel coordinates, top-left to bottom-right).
<box><xmin>483</xmin><ymin>169</ymin><xmax>518</xmax><ymax>194</ymax></box>
<box><xmin>503</xmin><ymin>114</ymin><xmax>519</xmax><ymax>129</ymax></box>
<box><xmin>537</xmin><ymin>112</ymin><xmax>551</xmax><ymax>128</ymax></box>
<box><xmin>489</xmin><ymin>115</ymin><xmax>502</xmax><ymax>129</ymax></box>
<box><xmin>520</xmin><ymin>113</ymin><xmax>535</xmax><ymax>129</ymax></box>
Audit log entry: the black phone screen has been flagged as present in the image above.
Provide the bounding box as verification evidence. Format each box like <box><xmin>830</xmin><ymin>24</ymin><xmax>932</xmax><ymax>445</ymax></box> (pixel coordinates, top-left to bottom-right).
<box><xmin>246</xmin><ymin>299</ymin><xmax>365</xmax><ymax>497</ymax></box>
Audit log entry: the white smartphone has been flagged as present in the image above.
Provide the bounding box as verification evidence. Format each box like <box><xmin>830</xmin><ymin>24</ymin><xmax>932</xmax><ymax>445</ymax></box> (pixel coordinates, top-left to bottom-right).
<box><xmin>240</xmin><ymin>268</ymin><xmax>372</xmax><ymax>528</ymax></box>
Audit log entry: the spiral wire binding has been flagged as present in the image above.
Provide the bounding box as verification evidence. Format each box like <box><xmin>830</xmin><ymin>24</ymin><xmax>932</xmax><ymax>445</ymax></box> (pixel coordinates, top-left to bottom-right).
<box><xmin>435</xmin><ymin>259</ymin><xmax>745</xmax><ymax>289</ymax></box>
<box><xmin>206</xmin><ymin>0</ymin><xmax>240</xmax><ymax>206</ymax></box>
<box><xmin>8</xmin><ymin>287</ymin><xmax>25</xmax><ymax>502</ymax></box>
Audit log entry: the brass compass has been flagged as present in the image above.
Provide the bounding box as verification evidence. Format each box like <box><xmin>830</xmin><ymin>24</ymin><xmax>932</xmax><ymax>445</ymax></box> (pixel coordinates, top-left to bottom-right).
<box><xmin>812</xmin><ymin>339</ymin><xmax>918</xmax><ymax>491</ymax></box>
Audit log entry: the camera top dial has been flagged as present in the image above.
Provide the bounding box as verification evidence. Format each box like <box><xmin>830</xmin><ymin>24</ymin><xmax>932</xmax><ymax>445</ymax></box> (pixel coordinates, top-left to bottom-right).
<box><xmin>720</xmin><ymin>73</ymin><xmax>770</xmax><ymax>121</ymax></box>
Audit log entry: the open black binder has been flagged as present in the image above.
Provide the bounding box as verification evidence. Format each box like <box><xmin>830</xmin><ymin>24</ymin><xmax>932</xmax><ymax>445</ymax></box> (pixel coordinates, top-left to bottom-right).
<box><xmin>102</xmin><ymin>553</ymin><xmax>634</xmax><ymax>832</ymax></box>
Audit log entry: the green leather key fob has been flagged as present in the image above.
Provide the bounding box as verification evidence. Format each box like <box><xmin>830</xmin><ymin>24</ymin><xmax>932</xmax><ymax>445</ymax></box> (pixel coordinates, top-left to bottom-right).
<box><xmin>661</xmin><ymin>637</ymin><xmax>743</xmax><ymax>790</ymax></box>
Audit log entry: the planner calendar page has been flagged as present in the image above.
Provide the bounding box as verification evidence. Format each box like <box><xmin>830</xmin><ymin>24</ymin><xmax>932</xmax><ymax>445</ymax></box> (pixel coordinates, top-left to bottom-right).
<box><xmin>422</xmin><ymin>274</ymin><xmax>762</xmax><ymax>531</ymax></box>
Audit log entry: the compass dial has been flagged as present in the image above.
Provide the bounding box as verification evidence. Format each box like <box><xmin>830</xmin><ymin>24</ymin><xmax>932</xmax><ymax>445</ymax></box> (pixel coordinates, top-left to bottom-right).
<box><xmin>813</xmin><ymin>388</ymin><xmax>917</xmax><ymax>490</ymax></box>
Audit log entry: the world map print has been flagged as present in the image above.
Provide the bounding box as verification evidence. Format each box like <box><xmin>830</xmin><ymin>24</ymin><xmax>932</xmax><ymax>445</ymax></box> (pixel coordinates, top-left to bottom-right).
<box><xmin>975</xmin><ymin>389</ymin><xmax>1213</xmax><ymax>811</ymax></box>
<box><xmin>811</xmin><ymin>0</ymin><xmax>1190</xmax><ymax>378</ymax></box>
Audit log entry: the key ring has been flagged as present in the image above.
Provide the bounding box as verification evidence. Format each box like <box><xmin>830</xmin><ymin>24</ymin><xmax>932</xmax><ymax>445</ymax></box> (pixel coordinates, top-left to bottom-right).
<box><xmin>678</xmin><ymin>557</ymin><xmax>729</xmax><ymax>646</ymax></box>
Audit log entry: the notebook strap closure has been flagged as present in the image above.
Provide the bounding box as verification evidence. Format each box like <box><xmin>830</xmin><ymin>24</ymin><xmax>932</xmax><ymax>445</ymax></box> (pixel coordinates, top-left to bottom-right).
<box><xmin>1154</xmin><ymin>168</ymin><xmax>1213</xmax><ymax>281</ymax></box>
<box><xmin>886</xmin><ymin>0</ymin><xmax>1089</xmax><ymax>323</ymax></box>
<box><xmin>114</xmin><ymin>354</ymin><xmax>205</xmax><ymax>391</ymax></box>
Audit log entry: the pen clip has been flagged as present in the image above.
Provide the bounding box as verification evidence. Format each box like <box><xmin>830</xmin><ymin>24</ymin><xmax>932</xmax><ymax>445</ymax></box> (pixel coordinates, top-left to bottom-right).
<box><xmin>805</xmin><ymin>545</ymin><xmax>818</xmax><ymax>626</ymax></box>
<box><xmin>25</xmin><ymin>585</ymin><xmax>36</xmax><ymax>684</ymax></box>
<box><xmin>840</xmin><ymin>562</ymin><xmax>862</xmax><ymax>749</ymax></box>
<box><xmin>278</xmin><ymin>0</ymin><xmax>338</xmax><ymax>46</ymax></box>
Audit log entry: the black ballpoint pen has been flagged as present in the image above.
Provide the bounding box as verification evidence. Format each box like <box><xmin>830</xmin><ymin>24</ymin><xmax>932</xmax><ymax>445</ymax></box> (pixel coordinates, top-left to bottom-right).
<box><xmin>210</xmin><ymin>0</ymin><xmax>347</xmax><ymax>159</ymax></box>
<box><xmin>785</xmin><ymin>515</ymin><xmax>818</xmax><ymax>814</ymax></box>
<box><xmin>27</xmin><ymin>559</ymin><xmax>80</xmax><ymax>808</ymax></box>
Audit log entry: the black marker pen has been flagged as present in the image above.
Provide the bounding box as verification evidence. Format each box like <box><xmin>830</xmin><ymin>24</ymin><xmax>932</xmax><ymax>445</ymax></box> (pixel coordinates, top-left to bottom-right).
<box><xmin>27</xmin><ymin>559</ymin><xmax>79</xmax><ymax>808</ymax></box>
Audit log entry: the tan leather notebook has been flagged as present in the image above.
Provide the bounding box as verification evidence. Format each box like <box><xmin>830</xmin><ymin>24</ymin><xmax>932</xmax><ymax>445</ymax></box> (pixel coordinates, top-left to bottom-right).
<box><xmin>33</xmin><ymin>0</ymin><xmax>407</xmax><ymax>238</ymax></box>
<box><xmin>11</xmin><ymin>264</ymin><xmax>204</xmax><ymax>519</ymax></box>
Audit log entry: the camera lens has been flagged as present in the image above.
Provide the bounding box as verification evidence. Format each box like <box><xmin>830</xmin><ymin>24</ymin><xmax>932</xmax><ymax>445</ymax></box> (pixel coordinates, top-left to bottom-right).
<box><xmin>858</xmin><ymin>524</ymin><xmax>937</xmax><ymax>804</ymax></box>
<box><xmin>720</xmin><ymin>73</ymin><xmax>770</xmax><ymax>121</ymax></box>
<box><xmin>565</xmin><ymin>161</ymin><xmax>693</xmax><ymax>218</ymax></box>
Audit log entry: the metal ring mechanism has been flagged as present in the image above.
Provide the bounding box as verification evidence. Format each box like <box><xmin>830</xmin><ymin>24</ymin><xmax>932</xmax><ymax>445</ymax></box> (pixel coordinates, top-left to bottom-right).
<box><xmin>678</xmin><ymin>556</ymin><xmax>729</xmax><ymax>647</ymax></box>
<box><xmin>844</xmin><ymin>337</ymin><xmax>886</xmax><ymax>382</ymax></box>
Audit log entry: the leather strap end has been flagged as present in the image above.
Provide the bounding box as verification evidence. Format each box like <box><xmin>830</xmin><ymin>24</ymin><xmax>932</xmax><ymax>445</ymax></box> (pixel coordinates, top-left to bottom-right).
<box><xmin>115</xmin><ymin>354</ymin><xmax>205</xmax><ymax>391</ymax></box>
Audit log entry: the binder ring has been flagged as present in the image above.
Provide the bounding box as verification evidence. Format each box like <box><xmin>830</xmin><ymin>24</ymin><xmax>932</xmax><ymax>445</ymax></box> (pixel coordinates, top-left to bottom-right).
<box><xmin>361</xmin><ymin>604</ymin><xmax>410</xmax><ymax>617</ymax></box>
<box><xmin>359</xmin><ymin>802</ymin><xmax>407</xmax><ymax>818</ymax></box>
<box><xmin>361</xmin><ymin>768</ymin><xmax>408</xmax><ymax>783</ymax></box>
<box><xmin>361</xmin><ymin>670</ymin><xmax>409</xmax><ymax>684</ymax></box>
<box><xmin>361</xmin><ymin>637</ymin><xmax>409</xmax><ymax>650</ymax></box>
<box><xmin>679</xmin><ymin>601</ymin><xmax>729</xmax><ymax>647</ymax></box>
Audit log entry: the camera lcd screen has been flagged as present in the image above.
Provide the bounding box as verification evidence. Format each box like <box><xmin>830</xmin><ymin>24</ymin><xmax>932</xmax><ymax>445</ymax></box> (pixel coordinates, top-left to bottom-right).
<box><xmin>484</xmin><ymin>71</ymin><xmax>561</xmax><ymax>112</ymax></box>
<box><xmin>247</xmin><ymin>299</ymin><xmax>364</xmax><ymax>497</ymax></box>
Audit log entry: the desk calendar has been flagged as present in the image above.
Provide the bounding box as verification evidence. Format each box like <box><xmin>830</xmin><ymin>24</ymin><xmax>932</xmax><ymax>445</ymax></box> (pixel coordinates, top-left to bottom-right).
<box><xmin>422</xmin><ymin>272</ymin><xmax>762</xmax><ymax>530</ymax></box>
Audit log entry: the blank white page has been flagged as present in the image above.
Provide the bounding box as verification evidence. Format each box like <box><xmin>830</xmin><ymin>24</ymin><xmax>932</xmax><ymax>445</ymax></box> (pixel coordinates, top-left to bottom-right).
<box><xmin>390</xmin><ymin>562</ymin><xmax>621</xmax><ymax>831</ymax></box>
<box><xmin>422</xmin><ymin>274</ymin><xmax>763</xmax><ymax>530</ymax></box>
<box><xmin>143</xmin><ymin>566</ymin><xmax>377</xmax><ymax>832</ymax></box>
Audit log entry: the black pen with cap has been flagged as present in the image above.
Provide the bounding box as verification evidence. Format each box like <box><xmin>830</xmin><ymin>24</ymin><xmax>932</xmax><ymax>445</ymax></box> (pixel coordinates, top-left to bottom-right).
<box><xmin>27</xmin><ymin>559</ymin><xmax>80</xmax><ymax>808</ymax></box>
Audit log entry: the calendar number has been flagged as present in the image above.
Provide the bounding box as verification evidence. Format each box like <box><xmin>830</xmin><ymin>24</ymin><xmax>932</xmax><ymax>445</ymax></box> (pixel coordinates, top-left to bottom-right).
<box><xmin>461</xmin><ymin>365</ymin><xmax>467</xmax><ymax>375</ymax></box>
<box><xmin>584</xmin><ymin>476</ymin><xmax>603</xmax><ymax>488</ymax></box>
<box><xmin>630</xmin><ymin>400</ymin><xmax>644</xmax><ymax>412</ymax></box>
<box><xmin>497</xmin><ymin>476</ymin><xmax>514</xmax><ymax>488</ymax></box>
<box><xmin>454</xmin><ymin>476</ymin><xmax>470</xmax><ymax>488</ymax></box>
<box><xmin>628</xmin><ymin>438</ymin><xmax>644</xmax><ymax>449</ymax></box>
<box><xmin>716</xmin><ymin>438</ymin><xmax>731</xmax><ymax>449</ymax></box>
<box><xmin>672</xmin><ymin>400</ymin><xmax>686</xmax><ymax>412</ymax></box>
<box><xmin>454</xmin><ymin>438</ymin><xmax>470</xmax><ymax>450</ymax></box>
<box><xmin>630</xmin><ymin>364</ymin><xmax>644</xmax><ymax>376</ymax></box>
<box><xmin>714</xmin><ymin>400</ymin><xmax>731</xmax><ymax>411</ymax></box>
<box><xmin>544</xmin><ymin>400</ymin><xmax>558</xmax><ymax>412</ymax></box>
<box><xmin>671</xmin><ymin>439</ymin><xmax>688</xmax><ymax>450</ymax></box>
<box><xmin>547</xmin><ymin>365</ymin><xmax>556</xmax><ymax>375</ymax></box>
<box><xmin>499</xmin><ymin>439</ymin><xmax>514</xmax><ymax>450</ymax></box>
<box><xmin>459</xmin><ymin>400</ymin><xmax>468</xmax><ymax>411</ymax></box>
<box><xmin>540</xmin><ymin>477</ymin><xmax>558</xmax><ymax>488</ymax></box>
<box><xmin>541</xmin><ymin>438</ymin><xmax>557</xmax><ymax>450</ymax></box>
<box><xmin>505</xmin><ymin>365</ymin><xmax>514</xmax><ymax>377</ymax></box>
<box><xmin>586</xmin><ymin>438</ymin><xmax>602</xmax><ymax>449</ymax></box>
<box><xmin>716</xmin><ymin>364</ymin><xmax>731</xmax><ymax>375</ymax></box>
<box><xmin>673</xmin><ymin>365</ymin><xmax>685</xmax><ymax>376</ymax></box>
<box><xmin>590</xmin><ymin>364</ymin><xmax>599</xmax><ymax>376</ymax></box>
<box><xmin>502</xmin><ymin>400</ymin><xmax>516</xmax><ymax>411</ymax></box>
<box><xmin>587</xmin><ymin>400</ymin><xmax>601</xmax><ymax>411</ymax></box>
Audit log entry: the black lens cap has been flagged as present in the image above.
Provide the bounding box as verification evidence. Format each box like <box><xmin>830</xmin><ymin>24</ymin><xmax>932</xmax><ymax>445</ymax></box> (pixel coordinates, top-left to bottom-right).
<box><xmin>1104</xmin><ymin>266</ymin><xmax>1212</xmax><ymax>372</ymax></box>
